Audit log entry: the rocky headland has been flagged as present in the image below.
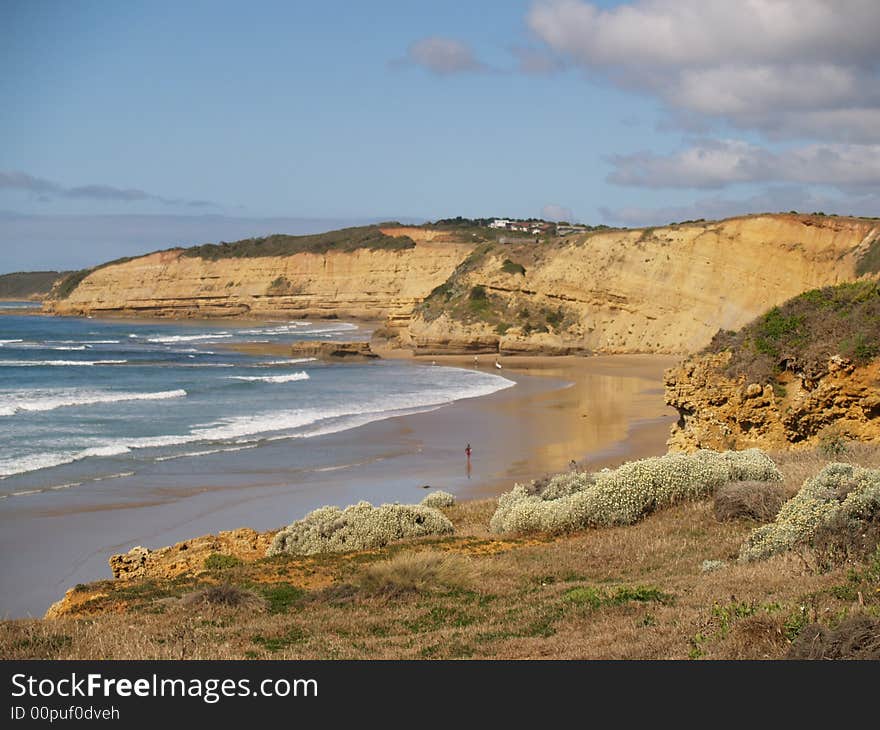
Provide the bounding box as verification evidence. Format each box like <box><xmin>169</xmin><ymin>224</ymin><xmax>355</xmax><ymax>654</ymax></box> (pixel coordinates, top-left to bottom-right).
<box><xmin>665</xmin><ymin>280</ymin><xmax>880</xmax><ymax>451</ymax></box>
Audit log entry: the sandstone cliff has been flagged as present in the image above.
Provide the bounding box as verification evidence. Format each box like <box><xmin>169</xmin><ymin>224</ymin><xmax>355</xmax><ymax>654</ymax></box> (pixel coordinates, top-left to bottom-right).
<box><xmin>46</xmin><ymin>241</ymin><xmax>474</xmax><ymax>323</ymax></box>
<box><xmin>408</xmin><ymin>214</ymin><xmax>879</xmax><ymax>354</ymax></box>
<box><xmin>45</xmin><ymin>214</ymin><xmax>879</xmax><ymax>355</ymax></box>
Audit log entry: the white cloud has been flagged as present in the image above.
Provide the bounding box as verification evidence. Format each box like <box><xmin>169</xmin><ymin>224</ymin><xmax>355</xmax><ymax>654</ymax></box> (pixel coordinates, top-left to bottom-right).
<box><xmin>0</xmin><ymin>170</ymin><xmax>217</xmax><ymax>207</ymax></box>
<box><xmin>527</xmin><ymin>0</ymin><xmax>880</xmax><ymax>142</ymax></box>
<box><xmin>397</xmin><ymin>37</ymin><xmax>487</xmax><ymax>75</ymax></box>
<box><xmin>607</xmin><ymin>140</ymin><xmax>880</xmax><ymax>188</ymax></box>
<box><xmin>599</xmin><ymin>185</ymin><xmax>880</xmax><ymax>227</ymax></box>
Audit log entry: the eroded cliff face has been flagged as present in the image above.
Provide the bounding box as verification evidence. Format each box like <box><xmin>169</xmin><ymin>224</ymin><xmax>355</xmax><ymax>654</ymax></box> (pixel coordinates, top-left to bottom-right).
<box><xmin>45</xmin><ymin>214</ymin><xmax>878</xmax><ymax>355</ymax></box>
<box><xmin>45</xmin><ymin>241</ymin><xmax>474</xmax><ymax>323</ymax></box>
<box><xmin>408</xmin><ymin>214</ymin><xmax>879</xmax><ymax>354</ymax></box>
<box><xmin>665</xmin><ymin>352</ymin><xmax>880</xmax><ymax>452</ymax></box>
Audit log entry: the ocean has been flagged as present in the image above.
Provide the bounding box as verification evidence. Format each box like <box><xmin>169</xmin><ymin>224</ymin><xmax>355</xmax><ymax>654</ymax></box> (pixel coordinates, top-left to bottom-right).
<box><xmin>0</xmin><ymin>305</ymin><xmax>514</xmax><ymax>501</ymax></box>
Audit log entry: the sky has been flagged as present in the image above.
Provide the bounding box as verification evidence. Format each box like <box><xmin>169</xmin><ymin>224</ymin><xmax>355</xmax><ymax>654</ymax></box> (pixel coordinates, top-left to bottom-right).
<box><xmin>2</xmin><ymin>0</ymin><xmax>879</xmax><ymax>272</ymax></box>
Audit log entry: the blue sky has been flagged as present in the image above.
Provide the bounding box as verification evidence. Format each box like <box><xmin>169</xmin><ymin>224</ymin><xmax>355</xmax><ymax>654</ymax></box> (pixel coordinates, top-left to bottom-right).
<box><xmin>2</xmin><ymin>1</ymin><xmax>878</xmax><ymax>271</ymax></box>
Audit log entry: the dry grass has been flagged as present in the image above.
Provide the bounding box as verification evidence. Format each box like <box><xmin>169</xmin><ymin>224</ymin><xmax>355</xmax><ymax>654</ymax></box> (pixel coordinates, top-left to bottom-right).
<box><xmin>714</xmin><ymin>481</ymin><xmax>787</xmax><ymax>522</ymax></box>
<box><xmin>181</xmin><ymin>584</ymin><xmax>266</xmax><ymax>612</ymax></box>
<box><xmin>2</xmin><ymin>444</ymin><xmax>879</xmax><ymax>660</ymax></box>
<box><xmin>353</xmin><ymin>551</ymin><xmax>475</xmax><ymax>597</ymax></box>
<box><xmin>786</xmin><ymin>615</ymin><xmax>880</xmax><ymax>659</ymax></box>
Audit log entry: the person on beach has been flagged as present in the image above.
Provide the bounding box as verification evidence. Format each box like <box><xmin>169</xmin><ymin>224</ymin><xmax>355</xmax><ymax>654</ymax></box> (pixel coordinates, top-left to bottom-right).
<box><xmin>465</xmin><ymin>443</ymin><xmax>472</xmax><ymax>479</ymax></box>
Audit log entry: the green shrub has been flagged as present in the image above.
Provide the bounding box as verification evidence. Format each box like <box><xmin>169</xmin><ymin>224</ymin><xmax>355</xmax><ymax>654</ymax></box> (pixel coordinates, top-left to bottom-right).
<box><xmin>501</xmin><ymin>259</ymin><xmax>526</xmax><ymax>276</ymax></box>
<box><xmin>421</xmin><ymin>490</ymin><xmax>456</xmax><ymax>508</ymax></box>
<box><xmin>738</xmin><ymin>463</ymin><xmax>880</xmax><ymax>562</ymax></box>
<box><xmin>490</xmin><ymin>449</ymin><xmax>781</xmax><ymax>535</ymax></box>
<box><xmin>856</xmin><ymin>236</ymin><xmax>880</xmax><ymax>276</ymax></box>
<box><xmin>182</xmin><ymin>226</ymin><xmax>415</xmax><ymax>260</ymax></box>
<box><xmin>706</xmin><ymin>281</ymin><xmax>880</xmax><ymax>384</ymax></box>
<box><xmin>53</xmin><ymin>270</ymin><xmax>91</xmax><ymax>300</ymax></box>
<box><xmin>260</xmin><ymin>583</ymin><xmax>306</xmax><ymax>614</ymax></box>
<box><xmin>267</xmin><ymin>501</ymin><xmax>454</xmax><ymax>557</ymax></box>
<box><xmin>203</xmin><ymin>553</ymin><xmax>243</xmax><ymax>570</ymax></box>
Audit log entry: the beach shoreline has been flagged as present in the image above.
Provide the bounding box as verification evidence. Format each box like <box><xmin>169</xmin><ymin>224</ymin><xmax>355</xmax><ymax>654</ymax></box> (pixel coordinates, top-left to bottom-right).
<box><xmin>0</xmin><ymin>332</ymin><xmax>680</xmax><ymax>618</ymax></box>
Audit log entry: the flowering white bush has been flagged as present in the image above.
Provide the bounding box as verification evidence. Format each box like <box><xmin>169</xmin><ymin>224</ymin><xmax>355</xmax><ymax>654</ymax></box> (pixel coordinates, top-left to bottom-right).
<box><xmin>490</xmin><ymin>449</ymin><xmax>781</xmax><ymax>535</ymax></box>
<box><xmin>701</xmin><ymin>559</ymin><xmax>727</xmax><ymax>573</ymax></box>
<box><xmin>738</xmin><ymin>463</ymin><xmax>880</xmax><ymax>562</ymax></box>
<box><xmin>267</xmin><ymin>501</ymin><xmax>454</xmax><ymax>557</ymax></box>
<box><xmin>420</xmin><ymin>490</ymin><xmax>456</xmax><ymax>508</ymax></box>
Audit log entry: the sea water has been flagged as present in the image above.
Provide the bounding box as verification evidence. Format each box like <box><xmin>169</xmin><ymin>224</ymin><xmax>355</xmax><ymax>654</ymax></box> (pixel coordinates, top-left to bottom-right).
<box><xmin>0</xmin><ymin>307</ymin><xmax>514</xmax><ymax>500</ymax></box>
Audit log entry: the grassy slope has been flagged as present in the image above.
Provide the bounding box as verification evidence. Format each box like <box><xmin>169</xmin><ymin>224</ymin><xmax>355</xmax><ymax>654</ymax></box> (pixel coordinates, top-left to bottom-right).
<box><xmin>179</xmin><ymin>225</ymin><xmax>415</xmax><ymax>260</ymax></box>
<box><xmin>2</xmin><ymin>444</ymin><xmax>878</xmax><ymax>660</ymax></box>
<box><xmin>416</xmin><ymin>242</ymin><xmax>578</xmax><ymax>337</ymax></box>
<box><xmin>0</xmin><ymin>271</ymin><xmax>68</xmax><ymax>299</ymax></box>
<box><xmin>705</xmin><ymin>280</ymin><xmax>880</xmax><ymax>384</ymax></box>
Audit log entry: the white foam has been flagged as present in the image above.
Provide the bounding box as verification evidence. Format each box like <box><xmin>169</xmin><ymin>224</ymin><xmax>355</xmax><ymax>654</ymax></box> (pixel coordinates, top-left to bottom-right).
<box><xmin>0</xmin><ymin>339</ymin><xmax>23</xmax><ymax>344</ymax></box>
<box><xmin>228</xmin><ymin>372</ymin><xmax>310</xmax><ymax>384</ymax></box>
<box><xmin>92</xmin><ymin>471</ymin><xmax>135</xmax><ymax>481</ymax></box>
<box><xmin>51</xmin><ymin>346</ymin><xmax>87</xmax><ymax>351</ymax></box>
<box><xmin>0</xmin><ymin>452</ymin><xmax>78</xmax><ymax>478</ymax></box>
<box><xmin>237</xmin><ymin>321</ymin><xmax>312</xmax><ymax>335</ymax></box>
<box><xmin>0</xmin><ymin>445</ymin><xmax>135</xmax><ymax>478</ymax></box>
<box><xmin>153</xmin><ymin>444</ymin><xmax>258</xmax><ymax>462</ymax></box>
<box><xmin>0</xmin><ymin>359</ymin><xmax>128</xmax><ymax>367</ymax></box>
<box><xmin>50</xmin><ymin>481</ymin><xmax>84</xmax><ymax>491</ymax></box>
<box><xmin>11</xmin><ymin>471</ymin><xmax>135</xmax><ymax>497</ymax></box>
<box><xmin>293</xmin><ymin>323</ymin><xmax>359</xmax><ymax>335</ymax></box>
<box><xmin>0</xmin><ymin>388</ymin><xmax>187</xmax><ymax>417</ymax></box>
<box><xmin>146</xmin><ymin>333</ymin><xmax>233</xmax><ymax>343</ymax></box>
<box><xmin>80</xmin><ymin>445</ymin><xmax>131</xmax><ymax>458</ymax></box>
<box><xmin>53</xmin><ymin>340</ymin><xmax>120</xmax><ymax>345</ymax></box>
<box><xmin>256</xmin><ymin>358</ymin><xmax>317</xmax><ymax>365</ymax></box>
<box><xmin>0</xmin><ymin>364</ymin><xmax>514</xmax><ymax>479</ymax></box>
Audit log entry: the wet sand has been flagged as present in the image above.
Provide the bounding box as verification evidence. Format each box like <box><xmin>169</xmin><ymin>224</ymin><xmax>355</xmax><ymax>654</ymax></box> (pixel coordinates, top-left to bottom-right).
<box><xmin>0</xmin><ymin>353</ymin><xmax>679</xmax><ymax>618</ymax></box>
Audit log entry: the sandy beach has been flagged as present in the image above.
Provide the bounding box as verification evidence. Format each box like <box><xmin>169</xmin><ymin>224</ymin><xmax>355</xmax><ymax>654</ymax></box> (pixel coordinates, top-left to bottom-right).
<box><xmin>0</xmin><ymin>350</ymin><xmax>679</xmax><ymax>618</ymax></box>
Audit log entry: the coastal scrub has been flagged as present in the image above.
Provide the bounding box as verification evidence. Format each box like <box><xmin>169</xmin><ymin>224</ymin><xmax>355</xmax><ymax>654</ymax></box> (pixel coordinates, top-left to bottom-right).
<box><xmin>738</xmin><ymin>463</ymin><xmax>880</xmax><ymax>562</ymax></box>
<box><xmin>489</xmin><ymin>449</ymin><xmax>782</xmax><ymax>535</ymax></box>
<box><xmin>421</xmin><ymin>491</ymin><xmax>456</xmax><ymax>508</ymax></box>
<box><xmin>267</xmin><ymin>501</ymin><xmax>454</xmax><ymax>557</ymax></box>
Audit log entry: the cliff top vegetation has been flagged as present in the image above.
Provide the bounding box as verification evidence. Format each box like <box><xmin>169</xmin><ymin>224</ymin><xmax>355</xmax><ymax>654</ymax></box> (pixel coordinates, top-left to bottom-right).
<box><xmin>0</xmin><ymin>271</ymin><xmax>69</xmax><ymax>299</ymax></box>
<box><xmin>705</xmin><ymin>280</ymin><xmax>880</xmax><ymax>384</ymax></box>
<box><xmin>180</xmin><ymin>225</ymin><xmax>416</xmax><ymax>261</ymax></box>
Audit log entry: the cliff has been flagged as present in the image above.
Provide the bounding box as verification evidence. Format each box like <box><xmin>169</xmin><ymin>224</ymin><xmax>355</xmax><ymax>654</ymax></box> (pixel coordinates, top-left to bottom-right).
<box><xmin>408</xmin><ymin>214</ymin><xmax>880</xmax><ymax>354</ymax></box>
<box><xmin>665</xmin><ymin>281</ymin><xmax>880</xmax><ymax>451</ymax></box>
<box><xmin>45</xmin><ymin>214</ymin><xmax>879</xmax><ymax>355</ymax></box>
<box><xmin>46</xmin><ymin>241</ymin><xmax>474</xmax><ymax>322</ymax></box>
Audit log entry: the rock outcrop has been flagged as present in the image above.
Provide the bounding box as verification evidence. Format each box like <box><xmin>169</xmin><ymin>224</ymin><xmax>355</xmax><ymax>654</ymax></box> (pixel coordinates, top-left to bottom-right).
<box><xmin>665</xmin><ymin>352</ymin><xmax>880</xmax><ymax>451</ymax></box>
<box><xmin>108</xmin><ymin>528</ymin><xmax>272</xmax><ymax>582</ymax></box>
<box><xmin>289</xmin><ymin>340</ymin><xmax>378</xmax><ymax>360</ymax></box>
